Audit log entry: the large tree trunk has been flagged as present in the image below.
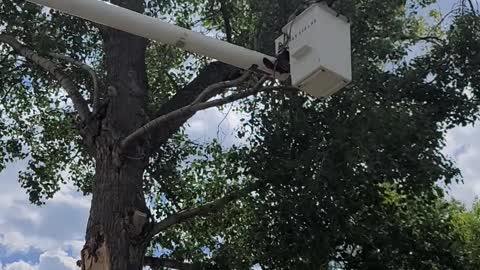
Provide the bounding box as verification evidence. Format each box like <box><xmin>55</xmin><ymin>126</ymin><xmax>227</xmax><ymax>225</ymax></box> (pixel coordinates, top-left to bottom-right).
<box><xmin>82</xmin><ymin>0</ymin><xmax>151</xmax><ymax>266</ymax></box>
<box><xmin>84</xmin><ymin>152</ymin><xmax>148</xmax><ymax>270</ymax></box>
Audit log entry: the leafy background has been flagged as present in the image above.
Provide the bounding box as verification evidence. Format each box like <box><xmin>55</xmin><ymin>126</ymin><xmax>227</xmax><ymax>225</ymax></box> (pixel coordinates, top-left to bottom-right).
<box><xmin>1</xmin><ymin>0</ymin><xmax>480</xmax><ymax>269</ymax></box>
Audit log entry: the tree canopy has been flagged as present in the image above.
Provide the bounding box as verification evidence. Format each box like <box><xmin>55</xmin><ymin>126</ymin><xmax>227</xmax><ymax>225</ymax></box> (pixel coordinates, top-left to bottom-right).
<box><xmin>1</xmin><ymin>0</ymin><xmax>480</xmax><ymax>269</ymax></box>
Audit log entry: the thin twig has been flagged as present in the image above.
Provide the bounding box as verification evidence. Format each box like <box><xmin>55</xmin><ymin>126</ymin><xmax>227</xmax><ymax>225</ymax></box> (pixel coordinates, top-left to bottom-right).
<box><xmin>1</xmin><ymin>83</ymin><xmax>18</xmax><ymax>104</ymax></box>
<box><xmin>216</xmin><ymin>101</ymin><xmax>234</xmax><ymax>141</ymax></box>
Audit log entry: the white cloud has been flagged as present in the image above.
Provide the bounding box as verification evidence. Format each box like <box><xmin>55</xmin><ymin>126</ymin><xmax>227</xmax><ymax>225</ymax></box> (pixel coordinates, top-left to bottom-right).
<box><xmin>0</xmin><ymin>231</ymin><xmax>57</xmax><ymax>254</ymax></box>
<box><xmin>1</xmin><ymin>250</ymin><xmax>78</xmax><ymax>270</ymax></box>
<box><xmin>37</xmin><ymin>250</ymin><xmax>77</xmax><ymax>270</ymax></box>
<box><xmin>50</xmin><ymin>183</ymin><xmax>90</xmax><ymax>210</ymax></box>
<box><xmin>186</xmin><ymin>105</ymin><xmax>248</xmax><ymax>147</ymax></box>
<box><xmin>2</xmin><ymin>261</ymin><xmax>36</xmax><ymax>270</ymax></box>
<box><xmin>0</xmin><ymin>160</ymin><xmax>89</xmax><ymax>263</ymax></box>
<box><xmin>443</xmin><ymin>122</ymin><xmax>480</xmax><ymax>206</ymax></box>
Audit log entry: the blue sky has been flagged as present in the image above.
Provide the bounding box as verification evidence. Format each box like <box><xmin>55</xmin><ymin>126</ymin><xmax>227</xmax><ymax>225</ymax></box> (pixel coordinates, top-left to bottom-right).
<box><xmin>1</xmin><ymin>0</ymin><xmax>479</xmax><ymax>269</ymax></box>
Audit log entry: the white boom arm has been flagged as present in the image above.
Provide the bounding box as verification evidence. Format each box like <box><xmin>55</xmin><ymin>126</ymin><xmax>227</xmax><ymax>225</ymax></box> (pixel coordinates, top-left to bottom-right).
<box><xmin>27</xmin><ymin>0</ymin><xmax>279</xmax><ymax>76</ymax></box>
<box><xmin>26</xmin><ymin>0</ymin><xmax>352</xmax><ymax>97</ymax></box>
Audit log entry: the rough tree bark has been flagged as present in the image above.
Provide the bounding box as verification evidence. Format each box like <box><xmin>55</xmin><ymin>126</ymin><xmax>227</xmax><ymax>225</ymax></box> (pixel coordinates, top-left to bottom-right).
<box><xmin>79</xmin><ymin>0</ymin><xmax>151</xmax><ymax>269</ymax></box>
<box><xmin>82</xmin><ymin>31</ymin><xmax>149</xmax><ymax>270</ymax></box>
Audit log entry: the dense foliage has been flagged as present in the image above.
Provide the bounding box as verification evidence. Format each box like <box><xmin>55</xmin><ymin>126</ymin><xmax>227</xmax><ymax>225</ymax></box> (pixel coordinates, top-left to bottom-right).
<box><xmin>1</xmin><ymin>0</ymin><xmax>480</xmax><ymax>269</ymax></box>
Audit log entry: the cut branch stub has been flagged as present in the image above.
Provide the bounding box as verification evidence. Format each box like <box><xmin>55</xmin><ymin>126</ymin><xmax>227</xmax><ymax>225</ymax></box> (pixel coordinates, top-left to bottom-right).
<box><xmin>124</xmin><ymin>209</ymin><xmax>151</xmax><ymax>244</ymax></box>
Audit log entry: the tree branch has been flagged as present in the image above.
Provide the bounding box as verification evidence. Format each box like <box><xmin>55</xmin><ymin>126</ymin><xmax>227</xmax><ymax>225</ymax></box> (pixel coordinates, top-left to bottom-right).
<box><xmin>192</xmin><ymin>70</ymin><xmax>251</xmax><ymax>105</ymax></box>
<box><xmin>121</xmin><ymin>71</ymin><xmax>264</xmax><ymax>149</ymax></box>
<box><xmin>149</xmin><ymin>181</ymin><xmax>262</xmax><ymax>237</ymax></box>
<box><xmin>467</xmin><ymin>0</ymin><xmax>477</xmax><ymax>15</ymax></box>
<box><xmin>0</xmin><ymin>34</ymin><xmax>91</xmax><ymax>121</ymax></box>
<box><xmin>219</xmin><ymin>0</ymin><xmax>233</xmax><ymax>43</ymax></box>
<box><xmin>154</xmin><ymin>62</ymin><xmax>239</xmax><ymax>117</ymax></box>
<box><xmin>48</xmin><ymin>53</ymin><xmax>101</xmax><ymax>114</ymax></box>
<box><xmin>398</xmin><ymin>35</ymin><xmax>444</xmax><ymax>45</ymax></box>
<box><xmin>148</xmin><ymin>62</ymin><xmax>239</xmax><ymax>148</ymax></box>
<box><xmin>122</xmin><ymin>82</ymin><xmax>294</xmax><ymax>150</ymax></box>
<box><xmin>144</xmin><ymin>256</ymin><xmax>214</xmax><ymax>270</ymax></box>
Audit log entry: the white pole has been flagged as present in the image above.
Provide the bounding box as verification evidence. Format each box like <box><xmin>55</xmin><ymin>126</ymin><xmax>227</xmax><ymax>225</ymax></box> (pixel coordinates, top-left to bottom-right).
<box><xmin>27</xmin><ymin>0</ymin><xmax>280</xmax><ymax>76</ymax></box>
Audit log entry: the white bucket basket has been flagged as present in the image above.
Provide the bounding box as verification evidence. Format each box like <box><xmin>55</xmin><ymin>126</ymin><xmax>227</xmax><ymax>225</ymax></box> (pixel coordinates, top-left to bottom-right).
<box><xmin>276</xmin><ymin>3</ymin><xmax>352</xmax><ymax>97</ymax></box>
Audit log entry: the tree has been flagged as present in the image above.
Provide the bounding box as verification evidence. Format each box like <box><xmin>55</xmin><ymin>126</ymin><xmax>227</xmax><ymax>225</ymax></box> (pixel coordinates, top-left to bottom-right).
<box><xmin>450</xmin><ymin>199</ymin><xmax>480</xmax><ymax>269</ymax></box>
<box><xmin>1</xmin><ymin>0</ymin><xmax>479</xmax><ymax>270</ymax></box>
